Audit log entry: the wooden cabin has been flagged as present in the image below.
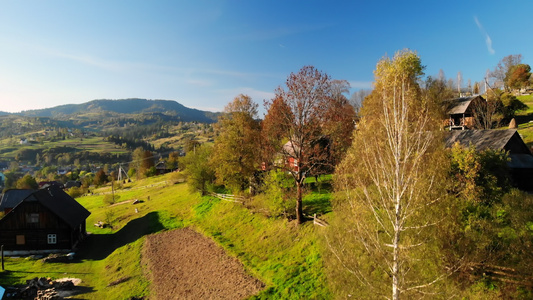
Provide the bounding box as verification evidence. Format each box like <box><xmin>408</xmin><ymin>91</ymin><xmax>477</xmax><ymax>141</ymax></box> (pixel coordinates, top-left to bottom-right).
<box><xmin>445</xmin><ymin>129</ymin><xmax>533</xmax><ymax>191</ymax></box>
<box><xmin>444</xmin><ymin>95</ymin><xmax>485</xmax><ymax>130</ymax></box>
<box><xmin>0</xmin><ymin>186</ymin><xmax>91</xmax><ymax>255</ymax></box>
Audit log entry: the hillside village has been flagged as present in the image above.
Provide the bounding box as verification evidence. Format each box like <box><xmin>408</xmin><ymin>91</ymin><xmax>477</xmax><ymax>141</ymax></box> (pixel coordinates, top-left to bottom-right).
<box><xmin>0</xmin><ymin>52</ymin><xmax>533</xmax><ymax>299</ymax></box>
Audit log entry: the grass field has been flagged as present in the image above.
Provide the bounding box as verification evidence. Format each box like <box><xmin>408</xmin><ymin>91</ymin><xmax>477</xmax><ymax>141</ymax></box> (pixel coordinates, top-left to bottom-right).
<box><xmin>0</xmin><ymin>135</ymin><xmax>129</xmax><ymax>161</ymax></box>
<box><xmin>0</xmin><ymin>173</ymin><xmax>331</xmax><ymax>299</ymax></box>
<box><xmin>516</xmin><ymin>94</ymin><xmax>533</xmax><ymax>148</ymax></box>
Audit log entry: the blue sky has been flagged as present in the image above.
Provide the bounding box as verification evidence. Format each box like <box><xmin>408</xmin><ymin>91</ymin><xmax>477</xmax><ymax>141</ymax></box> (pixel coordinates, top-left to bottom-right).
<box><xmin>1</xmin><ymin>1</ymin><xmax>532</xmax><ymax>116</ymax></box>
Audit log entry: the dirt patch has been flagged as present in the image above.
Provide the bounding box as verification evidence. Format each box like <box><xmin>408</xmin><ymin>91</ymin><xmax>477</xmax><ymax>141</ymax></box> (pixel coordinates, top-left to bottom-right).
<box><xmin>142</xmin><ymin>228</ymin><xmax>264</xmax><ymax>299</ymax></box>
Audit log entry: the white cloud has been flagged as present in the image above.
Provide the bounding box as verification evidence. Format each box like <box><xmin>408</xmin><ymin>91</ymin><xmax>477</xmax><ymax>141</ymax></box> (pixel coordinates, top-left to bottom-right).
<box><xmin>474</xmin><ymin>16</ymin><xmax>495</xmax><ymax>55</ymax></box>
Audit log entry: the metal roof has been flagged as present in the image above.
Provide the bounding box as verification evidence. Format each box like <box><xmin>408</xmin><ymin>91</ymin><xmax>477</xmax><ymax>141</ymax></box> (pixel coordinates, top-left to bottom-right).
<box><xmin>2</xmin><ymin>186</ymin><xmax>90</xmax><ymax>229</ymax></box>
<box><xmin>446</xmin><ymin>96</ymin><xmax>483</xmax><ymax>115</ymax></box>
<box><xmin>0</xmin><ymin>189</ymin><xmax>35</xmax><ymax>211</ymax></box>
<box><xmin>445</xmin><ymin>129</ymin><xmax>518</xmax><ymax>151</ymax></box>
<box><xmin>445</xmin><ymin>129</ymin><xmax>533</xmax><ymax>169</ymax></box>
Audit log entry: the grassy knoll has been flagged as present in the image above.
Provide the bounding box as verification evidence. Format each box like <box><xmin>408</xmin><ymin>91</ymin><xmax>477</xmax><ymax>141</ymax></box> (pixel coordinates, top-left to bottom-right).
<box><xmin>516</xmin><ymin>94</ymin><xmax>533</xmax><ymax>148</ymax></box>
<box><xmin>0</xmin><ymin>173</ymin><xmax>331</xmax><ymax>299</ymax></box>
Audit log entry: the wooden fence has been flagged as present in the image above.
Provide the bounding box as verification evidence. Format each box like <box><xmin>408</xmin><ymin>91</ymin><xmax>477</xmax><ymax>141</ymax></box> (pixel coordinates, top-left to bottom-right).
<box><xmin>210</xmin><ymin>194</ymin><xmax>329</xmax><ymax>227</ymax></box>
<box><xmin>211</xmin><ymin>193</ymin><xmax>245</xmax><ymax>204</ymax></box>
<box><xmin>312</xmin><ymin>213</ymin><xmax>329</xmax><ymax>227</ymax></box>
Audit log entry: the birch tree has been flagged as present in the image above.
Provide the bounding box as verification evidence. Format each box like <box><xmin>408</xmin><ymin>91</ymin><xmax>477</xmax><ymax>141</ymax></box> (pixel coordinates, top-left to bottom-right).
<box><xmin>326</xmin><ymin>50</ymin><xmax>448</xmax><ymax>299</ymax></box>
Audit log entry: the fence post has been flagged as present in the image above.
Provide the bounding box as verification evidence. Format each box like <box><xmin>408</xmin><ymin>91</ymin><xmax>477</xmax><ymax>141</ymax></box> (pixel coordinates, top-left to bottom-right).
<box><xmin>1</xmin><ymin>244</ymin><xmax>4</xmax><ymax>271</ymax></box>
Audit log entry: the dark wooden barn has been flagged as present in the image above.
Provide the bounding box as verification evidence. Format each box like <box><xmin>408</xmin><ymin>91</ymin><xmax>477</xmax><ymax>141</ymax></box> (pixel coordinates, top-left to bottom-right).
<box><xmin>445</xmin><ymin>129</ymin><xmax>533</xmax><ymax>191</ymax></box>
<box><xmin>0</xmin><ymin>186</ymin><xmax>91</xmax><ymax>255</ymax></box>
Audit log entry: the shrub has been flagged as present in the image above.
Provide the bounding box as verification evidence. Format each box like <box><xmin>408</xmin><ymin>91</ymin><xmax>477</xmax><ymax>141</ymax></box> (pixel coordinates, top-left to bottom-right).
<box><xmin>253</xmin><ymin>170</ymin><xmax>296</xmax><ymax>218</ymax></box>
<box><xmin>67</xmin><ymin>186</ymin><xmax>85</xmax><ymax>198</ymax></box>
<box><xmin>169</xmin><ymin>171</ymin><xmax>186</xmax><ymax>184</ymax></box>
<box><xmin>103</xmin><ymin>194</ymin><xmax>120</xmax><ymax>206</ymax></box>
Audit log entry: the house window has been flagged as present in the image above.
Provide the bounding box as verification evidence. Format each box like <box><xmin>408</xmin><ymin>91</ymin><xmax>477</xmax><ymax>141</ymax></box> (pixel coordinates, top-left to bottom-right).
<box><xmin>27</xmin><ymin>213</ymin><xmax>39</xmax><ymax>223</ymax></box>
<box><xmin>47</xmin><ymin>234</ymin><xmax>57</xmax><ymax>244</ymax></box>
<box><xmin>16</xmin><ymin>235</ymin><xmax>25</xmax><ymax>245</ymax></box>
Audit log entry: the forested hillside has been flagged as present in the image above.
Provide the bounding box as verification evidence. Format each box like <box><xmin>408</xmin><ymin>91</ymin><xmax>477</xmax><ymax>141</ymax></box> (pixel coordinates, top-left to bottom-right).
<box><xmin>15</xmin><ymin>98</ymin><xmax>220</xmax><ymax>123</ymax></box>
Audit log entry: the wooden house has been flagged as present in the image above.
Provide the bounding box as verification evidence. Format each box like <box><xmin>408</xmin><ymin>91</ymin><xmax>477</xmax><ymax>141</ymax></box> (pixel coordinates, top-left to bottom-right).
<box><xmin>0</xmin><ymin>186</ymin><xmax>91</xmax><ymax>255</ymax></box>
<box><xmin>444</xmin><ymin>95</ymin><xmax>485</xmax><ymax>130</ymax></box>
<box><xmin>155</xmin><ymin>161</ymin><xmax>174</xmax><ymax>175</ymax></box>
<box><xmin>445</xmin><ymin>129</ymin><xmax>533</xmax><ymax>190</ymax></box>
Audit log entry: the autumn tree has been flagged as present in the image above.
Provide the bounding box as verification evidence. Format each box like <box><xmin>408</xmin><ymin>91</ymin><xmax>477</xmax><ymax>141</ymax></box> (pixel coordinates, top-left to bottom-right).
<box><xmin>93</xmin><ymin>169</ymin><xmax>108</xmax><ymax>186</ymax></box>
<box><xmin>211</xmin><ymin>94</ymin><xmax>261</xmax><ymax>193</ymax></box>
<box><xmin>490</xmin><ymin>54</ymin><xmax>523</xmax><ymax>91</ymax></box>
<box><xmin>326</xmin><ymin>50</ymin><xmax>448</xmax><ymax>299</ymax></box>
<box><xmin>130</xmin><ymin>147</ymin><xmax>155</xmax><ymax>179</ymax></box>
<box><xmin>321</xmin><ymin>79</ymin><xmax>357</xmax><ymax>169</ymax></box>
<box><xmin>263</xmin><ymin>65</ymin><xmax>342</xmax><ymax>224</ymax></box>
<box><xmin>507</xmin><ymin>63</ymin><xmax>531</xmax><ymax>91</ymax></box>
<box><xmin>423</xmin><ymin>74</ymin><xmax>454</xmax><ymax>111</ymax></box>
<box><xmin>15</xmin><ymin>174</ymin><xmax>38</xmax><ymax>189</ymax></box>
<box><xmin>166</xmin><ymin>151</ymin><xmax>180</xmax><ymax>170</ymax></box>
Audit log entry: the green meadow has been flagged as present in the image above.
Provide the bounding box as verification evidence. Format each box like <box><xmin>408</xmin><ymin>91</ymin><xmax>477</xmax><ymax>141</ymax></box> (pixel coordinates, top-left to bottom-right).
<box><xmin>0</xmin><ymin>173</ymin><xmax>331</xmax><ymax>299</ymax></box>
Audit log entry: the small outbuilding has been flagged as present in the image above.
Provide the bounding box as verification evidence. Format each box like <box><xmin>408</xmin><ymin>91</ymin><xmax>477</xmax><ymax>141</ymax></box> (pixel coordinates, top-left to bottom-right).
<box><xmin>444</xmin><ymin>95</ymin><xmax>485</xmax><ymax>130</ymax></box>
<box><xmin>445</xmin><ymin>129</ymin><xmax>533</xmax><ymax>191</ymax></box>
<box><xmin>0</xmin><ymin>186</ymin><xmax>91</xmax><ymax>255</ymax></box>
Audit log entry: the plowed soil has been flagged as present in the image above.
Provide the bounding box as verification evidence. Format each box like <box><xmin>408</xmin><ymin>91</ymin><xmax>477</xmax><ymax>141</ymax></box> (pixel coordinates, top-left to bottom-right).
<box><xmin>142</xmin><ymin>228</ymin><xmax>264</xmax><ymax>299</ymax></box>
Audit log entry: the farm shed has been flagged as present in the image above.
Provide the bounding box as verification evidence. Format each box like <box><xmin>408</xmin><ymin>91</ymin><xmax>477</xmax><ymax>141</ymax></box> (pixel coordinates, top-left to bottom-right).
<box><xmin>444</xmin><ymin>95</ymin><xmax>485</xmax><ymax>130</ymax></box>
<box><xmin>445</xmin><ymin>129</ymin><xmax>533</xmax><ymax>191</ymax></box>
<box><xmin>0</xmin><ymin>186</ymin><xmax>91</xmax><ymax>255</ymax></box>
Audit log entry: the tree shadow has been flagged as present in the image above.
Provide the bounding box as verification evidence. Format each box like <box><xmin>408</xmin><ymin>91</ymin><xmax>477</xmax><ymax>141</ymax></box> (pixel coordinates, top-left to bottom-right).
<box><xmin>76</xmin><ymin>211</ymin><xmax>164</xmax><ymax>261</ymax></box>
<box><xmin>57</xmin><ymin>286</ymin><xmax>96</xmax><ymax>299</ymax></box>
<box><xmin>303</xmin><ymin>193</ymin><xmax>332</xmax><ymax>216</ymax></box>
<box><xmin>513</xmin><ymin>113</ymin><xmax>533</xmax><ymax>126</ymax></box>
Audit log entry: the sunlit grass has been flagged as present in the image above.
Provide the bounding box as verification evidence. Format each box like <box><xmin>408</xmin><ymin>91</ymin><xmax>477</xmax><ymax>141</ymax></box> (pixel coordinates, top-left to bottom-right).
<box><xmin>0</xmin><ymin>172</ymin><xmax>331</xmax><ymax>299</ymax></box>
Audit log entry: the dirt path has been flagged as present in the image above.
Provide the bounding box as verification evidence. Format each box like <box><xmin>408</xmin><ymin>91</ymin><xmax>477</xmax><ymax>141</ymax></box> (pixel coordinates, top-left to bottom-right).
<box><xmin>142</xmin><ymin>228</ymin><xmax>264</xmax><ymax>299</ymax></box>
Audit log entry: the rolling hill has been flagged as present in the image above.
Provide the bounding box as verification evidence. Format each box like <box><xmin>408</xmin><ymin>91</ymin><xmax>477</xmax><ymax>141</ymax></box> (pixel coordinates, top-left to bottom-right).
<box><xmin>15</xmin><ymin>98</ymin><xmax>220</xmax><ymax>123</ymax></box>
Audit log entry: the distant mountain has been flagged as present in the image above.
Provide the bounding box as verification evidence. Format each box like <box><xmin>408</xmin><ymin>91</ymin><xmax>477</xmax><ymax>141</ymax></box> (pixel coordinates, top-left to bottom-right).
<box><xmin>17</xmin><ymin>98</ymin><xmax>220</xmax><ymax>123</ymax></box>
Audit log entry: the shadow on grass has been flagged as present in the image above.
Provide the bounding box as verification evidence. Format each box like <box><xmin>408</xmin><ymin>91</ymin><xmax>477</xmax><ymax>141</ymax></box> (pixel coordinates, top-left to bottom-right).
<box><xmin>514</xmin><ymin>113</ymin><xmax>533</xmax><ymax>125</ymax></box>
<box><xmin>60</xmin><ymin>286</ymin><xmax>96</xmax><ymax>300</ymax></box>
<box><xmin>76</xmin><ymin>211</ymin><xmax>164</xmax><ymax>261</ymax></box>
<box><xmin>303</xmin><ymin>193</ymin><xmax>332</xmax><ymax>216</ymax></box>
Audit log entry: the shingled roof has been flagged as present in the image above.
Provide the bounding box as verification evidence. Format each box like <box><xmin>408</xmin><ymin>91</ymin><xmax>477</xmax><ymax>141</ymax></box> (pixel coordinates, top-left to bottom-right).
<box><xmin>6</xmin><ymin>186</ymin><xmax>90</xmax><ymax>229</ymax></box>
<box><xmin>446</xmin><ymin>95</ymin><xmax>484</xmax><ymax>115</ymax></box>
<box><xmin>445</xmin><ymin>129</ymin><xmax>519</xmax><ymax>150</ymax></box>
<box><xmin>445</xmin><ymin>129</ymin><xmax>533</xmax><ymax>169</ymax></box>
<box><xmin>0</xmin><ymin>189</ymin><xmax>36</xmax><ymax>212</ymax></box>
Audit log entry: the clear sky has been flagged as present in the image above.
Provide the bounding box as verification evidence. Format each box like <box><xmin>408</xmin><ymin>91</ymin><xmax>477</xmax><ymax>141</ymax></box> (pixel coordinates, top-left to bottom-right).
<box><xmin>1</xmin><ymin>0</ymin><xmax>532</xmax><ymax>116</ymax></box>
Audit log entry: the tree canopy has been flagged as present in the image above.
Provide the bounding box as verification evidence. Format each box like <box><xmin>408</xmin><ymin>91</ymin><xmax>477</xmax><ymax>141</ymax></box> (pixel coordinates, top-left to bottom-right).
<box><xmin>327</xmin><ymin>50</ymin><xmax>448</xmax><ymax>299</ymax></box>
<box><xmin>263</xmin><ymin>65</ymin><xmax>355</xmax><ymax>224</ymax></box>
<box><xmin>211</xmin><ymin>94</ymin><xmax>261</xmax><ymax>193</ymax></box>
